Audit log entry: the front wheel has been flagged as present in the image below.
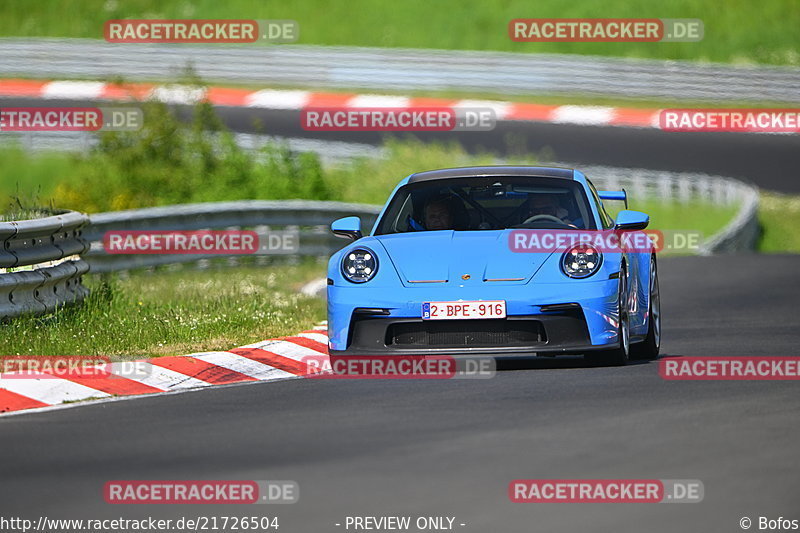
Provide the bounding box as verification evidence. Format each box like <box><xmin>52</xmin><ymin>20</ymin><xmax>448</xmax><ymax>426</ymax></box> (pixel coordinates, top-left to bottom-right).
<box><xmin>585</xmin><ymin>266</ymin><xmax>630</xmax><ymax>367</ymax></box>
<box><xmin>630</xmin><ymin>256</ymin><xmax>661</xmax><ymax>360</ymax></box>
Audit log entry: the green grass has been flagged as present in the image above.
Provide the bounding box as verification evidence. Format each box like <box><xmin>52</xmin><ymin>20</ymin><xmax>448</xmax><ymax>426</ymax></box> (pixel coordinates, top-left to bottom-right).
<box><xmin>758</xmin><ymin>192</ymin><xmax>800</xmax><ymax>252</ymax></box>
<box><xmin>0</xmin><ymin>147</ymin><xmax>77</xmax><ymax>217</ymax></box>
<box><xmin>602</xmin><ymin>199</ymin><xmax>738</xmax><ymax>255</ymax></box>
<box><xmin>605</xmin><ymin>199</ymin><xmax>737</xmax><ymax>236</ymax></box>
<box><xmin>0</xmin><ymin>260</ymin><xmax>326</xmax><ymax>358</ymax></box>
<box><xmin>0</xmin><ymin>0</ymin><xmax>798</xmax><ymax>66</ymax></box>
<box><xmin>0</xmin><ymin>208</ymin><xmax>55</xmax><ymax>222</ymax></box>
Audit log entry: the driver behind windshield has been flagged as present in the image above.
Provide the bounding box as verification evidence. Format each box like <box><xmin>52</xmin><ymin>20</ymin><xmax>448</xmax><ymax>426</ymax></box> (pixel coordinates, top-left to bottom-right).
<box><xmin>409</xmin><ymin>194</ymin><xmax>469</xmax><ymax>231</ymax></box>
<box><xmin>523</xmin><ymin>193</ymin><xmax>580</xmax><ymax>227</ymax></box>
<box><xmin>423</xmin><ymin>196</ymin><xmax>456</xmax><ymax>230</ymax></box>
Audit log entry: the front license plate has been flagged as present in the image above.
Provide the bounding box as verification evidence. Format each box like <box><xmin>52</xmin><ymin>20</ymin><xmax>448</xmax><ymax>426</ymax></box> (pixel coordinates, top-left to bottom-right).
<box><xmin>422</xmin><ymin>300</ymin><xmax>506</xmax><ymax>320</ymax></box>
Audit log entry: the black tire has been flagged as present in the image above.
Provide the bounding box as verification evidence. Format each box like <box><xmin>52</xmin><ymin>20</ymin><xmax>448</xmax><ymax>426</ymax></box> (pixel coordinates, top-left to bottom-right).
<box><xmin>585</xmin><ymin>265</ymin><xmax>630</xmax><ymax>367</ymax></box>
<box><xmin>630</xmin><ymin>256</ymin><xmax>661</xmax><ymax>360</ymax></box>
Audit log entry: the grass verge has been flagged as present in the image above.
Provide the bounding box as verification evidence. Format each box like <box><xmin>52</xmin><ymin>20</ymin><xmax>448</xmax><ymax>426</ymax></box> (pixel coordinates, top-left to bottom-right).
<box><xmin>0</xmin><ymin>259</ymin><xmax>326</xmax><ymax>358</ymax></box>
<box><xmin>604</xmin><ymin>199</ymin><xmax>738</xmax><ymax>255</ymax></box>
<box><xmin>758</xmin><ymin>192</ymin><xmax>800</xmax><ymax>252</ymax></box>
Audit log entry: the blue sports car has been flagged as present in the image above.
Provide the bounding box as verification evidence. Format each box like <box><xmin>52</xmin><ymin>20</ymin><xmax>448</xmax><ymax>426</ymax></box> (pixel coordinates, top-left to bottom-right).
<box><xmin>327</xmin><ymin>166</ymin><xmax>660</xmax><ymax>366</ymax></box>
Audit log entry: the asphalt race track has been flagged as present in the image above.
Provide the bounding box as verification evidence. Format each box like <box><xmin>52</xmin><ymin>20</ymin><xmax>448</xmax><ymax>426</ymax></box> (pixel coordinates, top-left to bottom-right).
<box><xmin>217</xmin><ymin>108</ymin><xmax>800</xmax><ymax>193</ymax></box>
<box><xmin>2</xmin><ymin>255</ymin><xmax>799</xmax><ymax>532</ymax></box>
<box><xmin>2</xmin><ymin>95</ymin><xmax>800</xmax><ymax>192</ymax></box>
<box><xmin>2</xmin><ymin>90</ymin><xmax>799</xmax><ymax>531</ymax></box>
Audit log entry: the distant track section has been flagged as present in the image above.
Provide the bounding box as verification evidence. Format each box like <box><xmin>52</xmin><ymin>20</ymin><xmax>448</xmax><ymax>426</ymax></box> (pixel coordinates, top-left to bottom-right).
<box><xmin>1</xmin><ymin>38</ymin><xmax>799</xmax><ymax>103</ymax></box>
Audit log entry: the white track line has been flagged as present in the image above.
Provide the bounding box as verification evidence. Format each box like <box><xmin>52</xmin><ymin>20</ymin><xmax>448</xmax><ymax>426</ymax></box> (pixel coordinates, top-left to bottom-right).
<box><xmin>246</xmin><ymin>89</ymin><xmax>310</xmax><ymax>108</ymax></box>
<box><xmin>148</xmin><ymin>86</ymin><xmax>207</xmax><ymax>104</ymax></box>
<box><xmin>0</xmin><ymin>373</ymin><xmax>110</xmax><ymax>405</ymax></box>
<box><xmin>241</xmin><ymin>339</ymin><xmax>326</xmax><ymax>362</ymax></box>
<box><xmin>41</xmin><ymin>80</ymin><xmax>106</xmax><ymax>99</ymax></box>
<box><xmin>296</xmin><ymin>332</ymin><xmax>329</xmax><ymax>345</ymax></box>
<box><xmin>552</xmin><ymin>105</ymin><xmax>615</xmax><ymax>125</ymax></box>
<box><xmin>190</xmin><ymin>352</ymin><xmax>296</xmax><ymax>380</ymax></box>
<box><xmin>127</xmin><ymin>362</ymin><xmax>211</xmax><ymax>391</ymax></box>
<box><xmin>347</xmin><ymin>94</ymin><xmax>411</xmax><ymax>107</ymax></box>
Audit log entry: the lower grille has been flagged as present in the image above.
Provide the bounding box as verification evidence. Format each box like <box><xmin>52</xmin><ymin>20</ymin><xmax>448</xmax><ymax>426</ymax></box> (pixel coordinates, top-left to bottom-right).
<box><xmin>388</xmin><ymin>319</ymin><xmax>546</xmax><ymax>347</ymax></box>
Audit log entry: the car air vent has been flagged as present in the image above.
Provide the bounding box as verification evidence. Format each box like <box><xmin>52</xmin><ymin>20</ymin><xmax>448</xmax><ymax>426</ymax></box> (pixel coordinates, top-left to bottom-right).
<box><xmin>388</xmin><ymin>319</ymin><xmax>546</xmax><ymax>347</ymax></box>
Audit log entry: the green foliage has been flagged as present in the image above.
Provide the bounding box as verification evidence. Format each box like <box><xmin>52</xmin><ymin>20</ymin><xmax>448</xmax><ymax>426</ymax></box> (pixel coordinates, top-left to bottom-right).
<box><xmin>42</xmin><ymin>99</ymin><xmax>331</xmax><ymax>212</ymax></box>
<box><xmin>1</xmin><ymin>97</ymin><xmax>526</xmax><ymax>212</ymax></box>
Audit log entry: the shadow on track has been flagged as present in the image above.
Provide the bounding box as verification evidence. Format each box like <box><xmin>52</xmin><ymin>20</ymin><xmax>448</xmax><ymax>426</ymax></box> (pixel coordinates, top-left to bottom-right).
<box><xmin>494</xmin><ymin>355</ymin><xmax>654</xmax><ymax>371</ymax></box>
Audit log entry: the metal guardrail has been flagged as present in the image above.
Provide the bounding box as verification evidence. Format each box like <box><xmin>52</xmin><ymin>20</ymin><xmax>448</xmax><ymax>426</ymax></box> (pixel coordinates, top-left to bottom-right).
<box><xmin>697</xmin><ymin>184</ymin><xmax>760</xmax><ymax>254</ymax></box>
<box><xmin>1</xmin><ymin>38</ymin><xmax>799</xmax><ymax>103</ymax></box>
<box><xmin>0</xmin><ymin>210</ymin><xmax>90</xmax><ymax>318</ymax></box>
<box><xmin>575</xmin><ymin>165</ymin><xmax>760</xmax><ymax>254</ymax></box>
<box><xmin>83</xmin><ymin>200</ymin><xmax>381</xmax><ymax>273</ymax></box>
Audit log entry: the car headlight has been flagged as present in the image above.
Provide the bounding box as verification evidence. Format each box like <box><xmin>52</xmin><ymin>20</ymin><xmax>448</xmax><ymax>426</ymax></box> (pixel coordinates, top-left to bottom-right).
<box><xmin>342</xmin><ymin>248</ymin><xmax>378</xmax><ymax>283</ymax></box>
<box><xmin>561</xmin><ymin>244</ymin><xmax>603</xmax><ymax>279</ymax></box>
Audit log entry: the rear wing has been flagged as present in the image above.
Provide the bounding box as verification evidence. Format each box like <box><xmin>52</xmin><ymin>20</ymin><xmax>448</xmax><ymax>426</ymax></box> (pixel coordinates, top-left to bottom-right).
<box><xmin>598</xmin><ymin>189</ymin><xmax>628</xmax><ymax>209</ymax></box>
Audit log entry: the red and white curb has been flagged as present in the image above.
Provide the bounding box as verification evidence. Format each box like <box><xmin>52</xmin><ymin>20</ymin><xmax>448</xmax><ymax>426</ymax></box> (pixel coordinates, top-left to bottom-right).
<box><xmin>0</xmin><ymin>324</ymin><xmax>329</xmax><ymax>417</ymax></box>
<box><xmin>0</xmin><ymin>78</ymin><xmax>660</xmax><ymax>129</ymax></box>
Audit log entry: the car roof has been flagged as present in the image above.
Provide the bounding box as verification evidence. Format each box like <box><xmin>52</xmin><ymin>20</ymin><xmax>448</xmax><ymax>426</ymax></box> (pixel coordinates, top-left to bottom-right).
<box><xmin>406</xmin><ymin>166</ymin><xmax>575</xmax><ymax>184</ymax></box>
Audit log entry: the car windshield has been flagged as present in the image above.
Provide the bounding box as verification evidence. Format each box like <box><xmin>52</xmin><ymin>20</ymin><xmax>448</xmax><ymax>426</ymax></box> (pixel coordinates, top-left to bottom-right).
<box><xmin>374</xmin><ymin>176</ymin><xmax>596</xmax><ymax>234</ymax></box>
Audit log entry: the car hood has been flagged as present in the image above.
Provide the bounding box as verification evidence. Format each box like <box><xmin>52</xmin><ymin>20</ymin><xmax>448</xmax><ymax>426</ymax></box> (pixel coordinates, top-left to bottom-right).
<box><xmin>374</xmin><ymin>230</ymin><xmax>555</xmax><ymax>287</ymax></box>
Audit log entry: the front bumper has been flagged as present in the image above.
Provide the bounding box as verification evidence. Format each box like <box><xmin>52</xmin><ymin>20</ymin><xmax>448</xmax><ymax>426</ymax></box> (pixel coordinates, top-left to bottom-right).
<box><xmin>328</xmin><ymin>278</ymin><xmax>621</xmax><ymax>355</ymax></box>
<box><xmin>330</xmin><ymin>312</ymin><xmax>620</xmax><ymax>356</ymax></box>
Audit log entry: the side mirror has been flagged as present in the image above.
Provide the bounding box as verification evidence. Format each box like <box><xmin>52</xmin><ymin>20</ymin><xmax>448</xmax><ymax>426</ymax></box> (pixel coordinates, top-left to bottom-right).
<box><xmin>331</xmin><ymin>216</ymin><xmax>363</xmax><ymax>241</ymax></box>
<box><xmin>614</xmin><ymin>210</ymin><xmax>649</xmax><ymax>231</ymax></box>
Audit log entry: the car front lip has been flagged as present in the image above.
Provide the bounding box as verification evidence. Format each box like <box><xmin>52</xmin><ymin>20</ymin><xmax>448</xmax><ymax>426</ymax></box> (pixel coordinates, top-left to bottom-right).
<box><xmin>332</xmin><ymin>312</ymin><xmax>610</xmax><ymax>356</ymax></box>
<box><xmin>329</xmin><ymin>343</ymin><xmax>619</xmax><ymax>357</ymax></box>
